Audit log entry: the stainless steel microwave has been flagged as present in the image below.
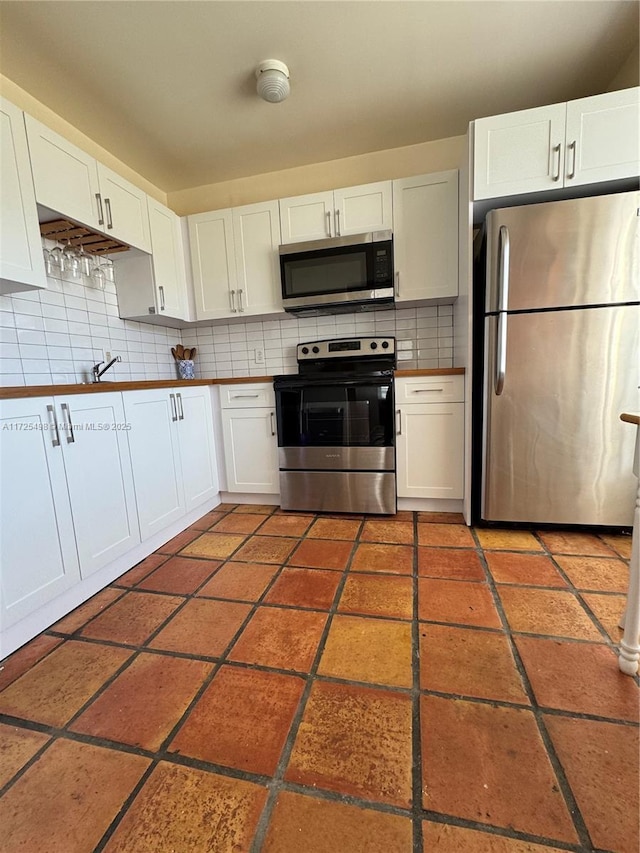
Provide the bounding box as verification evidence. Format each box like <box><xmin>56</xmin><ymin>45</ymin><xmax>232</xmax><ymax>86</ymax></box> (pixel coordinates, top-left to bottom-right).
<box><xmin>279</xmin><ymin>230</ymin><xmax>394</xmax><ymax>315</ymax></box>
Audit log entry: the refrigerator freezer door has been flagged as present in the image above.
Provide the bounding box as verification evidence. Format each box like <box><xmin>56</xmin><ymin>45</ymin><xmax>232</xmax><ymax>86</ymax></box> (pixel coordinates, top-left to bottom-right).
<box><xmin>482</xmin><ymin>304</ymin><xmax>640</xmax><ymax>525</ymax></box>
<box><xmin>486</xmin><ymin>191</ymin><xmax>639</xmax><ymax>313</ymax></box>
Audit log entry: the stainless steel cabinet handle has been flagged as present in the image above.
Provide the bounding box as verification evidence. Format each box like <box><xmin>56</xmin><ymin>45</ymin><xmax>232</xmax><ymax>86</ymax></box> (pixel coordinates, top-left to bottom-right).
<box><xmin>551</xmin><ymin>144</ymin><xmax>562</xmax><ymax>182</ymax></box>
<box><xmin>413</xmin><ymin>387</ymin><xmax>444</xmax><ymax>393</ymax></box>
<box><xmin>60</xmin><ymin>402</ymin><xmax>75</xmax><ymax>444</ymax></box>
<box><xmin>231</xmin><ymin>393</ymin><xmax>260</xmax><ymax>399</ymax></box>
<box><xmin>395</xmin><ymin>271</ymin><xmax>400</xmax><ymax>297</ymax></box>
<box><xmin>169</xmin><ymin>393</ymin><xmax>178</xmax><ymax>422</ymax></box>
<box><xmin>335</xmin><ymin>209</ymin><xmax>341</xmax><ymax>236</ymax></box>
<box><xmin>158</xmin><ymin>285</ymin><xmax>165</xmax><ymax>311</ymax></box>
<box><xmin>497</xmin><ymin>226</ymin><xmax>510</xmax><ymax>312</ymax></box>
<box><xmin>495</xmin><ymin>312</ymin><xmax>507</xmax><ymax>396</ymax></box>
<box><xmin>567</xmin><ymin>140</ymin><xmax>577</xmax><ymax>180</ymax></box>
<box><xmin>46</xmin><ymin>404</ymin><xmax>61</xmax><ymax>448</ymax></box>
<box><xmin>270</xmin><ymin>411</ymin><xmax>275</xmax><ymax>436</ymax></box>
<box><xmin>237</xmin><ymin>288</ymin><xmax>244</xmax><ymax>312</ymax></box>
<box><xmin>95</xmin><ymin>193</ymin><xmax>104</xmax><ymax>226</ymax></box>
<box><xmin>229</xmin><ymin>289</ymin><xmax>237</xmax><ymax>312</ymax></box>
<box><xmin>176</xmin><ymin>393</ymin><xmax>184</xmax><ymax>420</ymax></box>
<box><xmin>396</xmin><ymin>408</ymin><xmax>402</xmax><ymax>435</ymax></box>
<box><xmin>326</xmin><ymin>211</ymin><xmax>332</xmax><ymax>237</ymax></box>
<box><xmin>104</xmin><ymin>197</ymin><xmax>113</xmax><ymax>229</ymax></box>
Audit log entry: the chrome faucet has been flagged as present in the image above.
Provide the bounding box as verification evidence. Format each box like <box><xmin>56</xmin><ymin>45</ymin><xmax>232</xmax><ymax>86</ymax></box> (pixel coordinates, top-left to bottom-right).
<box><xmin>92</xmin><ymin>355</ymin><xmax>121</xmax><ymax>382</ymax></box>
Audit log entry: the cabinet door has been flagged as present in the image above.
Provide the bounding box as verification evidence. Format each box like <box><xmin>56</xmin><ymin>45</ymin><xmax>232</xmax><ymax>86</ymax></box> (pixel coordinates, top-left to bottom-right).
<box><xmin>24</xmin><ymin>114</ymin><xmax>100</xmax><ymax>229</ymax></box>
<box><xmin>232</xmin><ymin>200</ymin><xmax>284</xmax><ymax>316</ymax></box>
<box><xmin>333</xmin><ymin>181</ymin><xmax>393</xmax><ymax>236</ymax></box>
<box><xmin>0</xmin><ymin>398</ymin><xmax>80</xmax><ymax>629</ymax></box>
<box><xmin>56</xmin><ymin>393</ymin><xmax>140</xmax><ymax>578</ymax></box>
<box><xmin>147</xmin><ymin>196</ymin><xmax>188</xmax><ymax>319</ymax></box>
<box><xmin>221</xmin><ymin>408</ymin><xmax>278</xmax><ymax>493</ymax></box>
<box><xmin>175</xmin><ymin>387</ymin><xmax>219</xmax><ymax>512</ymax></box>
<box><xmin>565</xmin><ymin>88</ymin><xmax>640</xmax><ymax>186</ymax></box>
<box><xmin>124</xmin><ymin>389</ymin><xmax>185</xmax><ymax>540</ymax></box>
<box><xmin>188</xmin><ymin>208</ymin><xmax>238</xmax><ymax>319</ymax></box>
<box><xmin>396</xmin><ymin>402</ymin><xmax>464</xmax><ymax>499</ymax></box>
<box><xmin>279</xmin><ymin>191</ymin><xmax>334</xmax><ymax>243</ymax></box>
<box><xmin>0</xmin><ymin>99</ymin><xmax>47</xmax><ymax>294</ymax></box>
<box><xmin>96</xmin><ymin>163</ymin><xmax>151</xmax><ymax>252</ymax></box>
<box><xmin>393</xmin><ymin>171</ymin><xmax>458</xmax><ymax>302</ymax></box>
<box><xmin>473</xmin><ymin>103</ymin><xmax>566</xmax><ymax>199</ymax></box>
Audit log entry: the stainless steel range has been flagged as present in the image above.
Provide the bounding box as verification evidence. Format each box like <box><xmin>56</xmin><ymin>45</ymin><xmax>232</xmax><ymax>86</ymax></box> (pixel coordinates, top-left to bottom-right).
<box><xmin>273</xmin><ymin>337</ymin><xmax>396</xmax><ymax>514</ymax></box>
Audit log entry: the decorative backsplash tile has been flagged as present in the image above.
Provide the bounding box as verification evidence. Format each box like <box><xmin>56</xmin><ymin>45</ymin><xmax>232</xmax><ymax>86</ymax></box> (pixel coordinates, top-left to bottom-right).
<box><xmin>0</xmin><ymin>276</ymin><xmax>179</xmax><ymax>386</ymax></box>
<box><xmin>0</xmin><ymin>274</ymin><xmax>454</xmax><ymax>386</ymax></box>
<box><xmin>181</xmin><ymin>306</ymin><xmax>454</xmax><ymax>379</ymax></box>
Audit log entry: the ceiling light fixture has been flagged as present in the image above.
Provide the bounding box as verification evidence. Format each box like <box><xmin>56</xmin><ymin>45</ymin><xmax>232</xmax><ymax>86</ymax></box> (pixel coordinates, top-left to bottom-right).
<box><xmin>255</xmin><ymin>59</ymin><xmax>290</xmax><ymax>103</ymax></box>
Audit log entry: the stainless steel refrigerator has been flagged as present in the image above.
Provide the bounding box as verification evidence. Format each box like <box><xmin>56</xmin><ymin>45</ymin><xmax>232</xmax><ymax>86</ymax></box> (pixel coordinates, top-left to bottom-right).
<box><xmin>481</xmin><ymin>190</ymin><xmax>639</xmax><ymax>526</ymax></box>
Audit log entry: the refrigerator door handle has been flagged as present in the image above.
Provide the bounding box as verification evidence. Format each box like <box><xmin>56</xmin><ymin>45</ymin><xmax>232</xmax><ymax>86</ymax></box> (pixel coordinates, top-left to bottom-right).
<box><xmin>495</xmin><ymin>311</ymin><xmax>507</xmax><ymax>396</ymax></box>
<box><xmin>497</xmin><ymin>225</ymin><xmax>510</xmax><ymax>312</ymax></box>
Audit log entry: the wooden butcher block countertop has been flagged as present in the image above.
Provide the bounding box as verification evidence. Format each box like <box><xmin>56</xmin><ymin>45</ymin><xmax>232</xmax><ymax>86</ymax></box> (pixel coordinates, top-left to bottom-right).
<box><xmin>0</xmin><ymin>367</ymin><xmax>465</xmax><ymax>400</ymax></box>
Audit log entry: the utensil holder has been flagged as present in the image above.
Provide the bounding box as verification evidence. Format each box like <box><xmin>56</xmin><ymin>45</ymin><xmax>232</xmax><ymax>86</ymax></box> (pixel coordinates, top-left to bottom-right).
<box><xmin>178</xmin><ymin>359</ymin><xmax>195</xmax><ymax>380</ymax></box>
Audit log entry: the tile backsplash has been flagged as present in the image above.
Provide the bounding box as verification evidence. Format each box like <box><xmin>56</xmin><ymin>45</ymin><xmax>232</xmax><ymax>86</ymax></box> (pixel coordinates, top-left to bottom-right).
<box><xmin>0</xmin><ymin>274</ymin><xmax>454</xmax><ymax>386</ymax></box>
<box><xmin>0</xmin><ymin>276</ymin><xmax>179</xmax><ymax>386</ymax></box>
<box><xmin>181</xmin><ymin>305</ymin><xmax>454</xmax><ymax>378</ymax></box>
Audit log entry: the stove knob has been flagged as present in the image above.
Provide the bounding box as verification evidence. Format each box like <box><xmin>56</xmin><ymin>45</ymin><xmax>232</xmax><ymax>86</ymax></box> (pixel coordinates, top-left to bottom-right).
<box><xmin>312</xmin><ymin>346</ymin><xmax>320</xmax><ymax>354</ymax></box>
<box><xmin>301</xmin><ymin>347</ymin><xmax>309</xmax><ymax>355</ymax></box>
<box><xmin>381</xmin><ymin>340</ymin><xmax>389</xmax><ymax>349</ymax></box>
<box><xmin>370</xmin><ymin>341</ymin><xmax>378</xmax><ymax>349</ymax></box>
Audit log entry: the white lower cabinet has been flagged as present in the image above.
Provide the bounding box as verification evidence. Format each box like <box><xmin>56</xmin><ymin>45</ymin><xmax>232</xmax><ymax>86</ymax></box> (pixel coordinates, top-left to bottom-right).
<box><xmin>124</xmin><ymin>385</ymin><xmax>218</xmax><ymax>539</ymax></box>
<box><xmin>219</xmin><ymin>384</ymin><xmax>278</xmax><ymax>493</ymax></box>
<box><xmin>1</xmin><ymin>398</ymin><xmax>79</xmax><ymax>630</ymax></box>
<box><xmin>395</xmin><ymin>375</ymin><xmax>464</xmax><ymax>499</ymax></box>
<box><xmin>0</xmin><ymin>392</ymin><xmax>140</xmax><ymax>631</ymax></box>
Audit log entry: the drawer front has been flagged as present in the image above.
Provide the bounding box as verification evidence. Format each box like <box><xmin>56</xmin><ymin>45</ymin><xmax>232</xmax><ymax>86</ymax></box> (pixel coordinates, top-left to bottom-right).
<box><xmin>219</xmin><ymin>383</ymin><xmax>275</xmax><ymax>409</ymax></box>
<box><xmin>395</xmin><ymin>374</ymin><xmax>464</xmax><ymax>404</ymax></box>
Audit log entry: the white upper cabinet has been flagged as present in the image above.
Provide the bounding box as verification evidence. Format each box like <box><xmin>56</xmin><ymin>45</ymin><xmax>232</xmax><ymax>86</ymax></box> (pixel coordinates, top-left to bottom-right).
<box><xmin>473</xmin><ymin>87</ymin><xmax>640</xmax><ymax>199</ymax></box>
<box><xmin>392</xmin><ymin>170</ymin><xmax>458</xmax><ymax>303</ymax></box>
<box><xmin>95</xmin><ymin>162</ymin><xmax>151</xmax><ymax>252</ymax></box>
<box><xmin>147</xmin><ymin>197</ymin><xmax>188</xmax><ymax>318</ymax></box>
<box><xmin>0</xmin><ymin>99</ymin><xmax>47</xmax><ymax>294</ymax></box>
<box><xmin>565</xmin><ymin>89</ymin><xmax>640</xmax><ymax>186</ymax></box>
<box><xmin>232</xmin><ymin>200</ymin><xmax>284</xmax><ymax>316</ymax></box>
<box><xmin>333</xmin><ymin>182</ymin><xmax>393</xmax><ymax>236</ymax></box>
<box><xmin>116</xmin><ymin>197</ymin><xmax>189</xmax><ymax>323</ymax></box>
<box><xmin>188</xmin><ymin>200</ymin><xmax>283</xmax><ymax>321</ymax></box>
<box><xmin>279</xmin><ymin>181</ymin><xmax>393</xmax><ymax>243</ymax></box>
<box><xmin>24</xmin><ymin>114</ymin><xmax>151</xmax><ymax>251</ymax></box>
<box><xmin>279</xmin><ymin>191</ymin><xmax>334</xmax><ymax>243</ymax></box>
<box><xmin>189</xmin><ymin>208</ymin><xmax>238</xmax><ymax>319</ymax></box>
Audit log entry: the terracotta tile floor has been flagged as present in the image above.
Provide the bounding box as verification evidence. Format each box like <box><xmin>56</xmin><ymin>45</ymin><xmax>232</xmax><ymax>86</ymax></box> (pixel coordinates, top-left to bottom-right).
<box><xmin>1</xmin><ymin>505</ymin><xmax>638</xmax><ymax>853</ymax></box>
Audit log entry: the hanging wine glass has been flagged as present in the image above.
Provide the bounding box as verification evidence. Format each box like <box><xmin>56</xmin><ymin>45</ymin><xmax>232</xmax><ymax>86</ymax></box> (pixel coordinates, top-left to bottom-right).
<box><xmin>77</xmin><ymin>242</ymin><xmax>93</xmax><ymax>277</ymax></box>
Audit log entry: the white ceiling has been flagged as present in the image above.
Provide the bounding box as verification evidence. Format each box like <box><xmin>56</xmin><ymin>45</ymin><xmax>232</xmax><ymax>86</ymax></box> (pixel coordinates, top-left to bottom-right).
<box><xmin>0</xmin><ymin>1</ymin><xmax>637</xmax><ymax>193</ymax></box>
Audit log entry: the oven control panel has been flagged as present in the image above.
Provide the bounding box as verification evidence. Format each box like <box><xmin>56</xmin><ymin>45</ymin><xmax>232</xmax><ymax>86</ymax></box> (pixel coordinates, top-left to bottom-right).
<box><xmin>297</xmin><ymin>337</ymin><xmax>396</xmax><ymax>361</ymax></box>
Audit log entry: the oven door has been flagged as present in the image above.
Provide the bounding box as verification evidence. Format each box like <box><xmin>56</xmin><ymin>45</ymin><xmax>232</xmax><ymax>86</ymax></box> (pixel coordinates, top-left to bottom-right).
<box><xmin>274</xmin><ymin>376</ymin><xmax>395</xmax><ymax>472</ymax></box>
